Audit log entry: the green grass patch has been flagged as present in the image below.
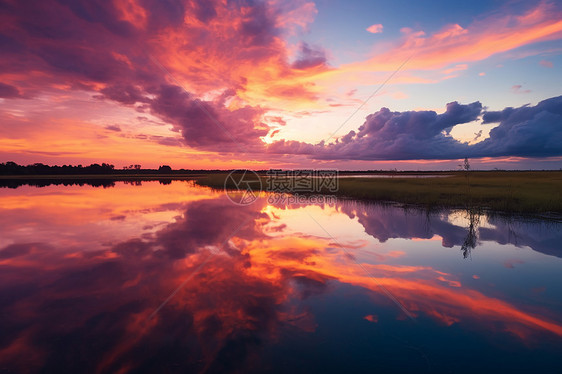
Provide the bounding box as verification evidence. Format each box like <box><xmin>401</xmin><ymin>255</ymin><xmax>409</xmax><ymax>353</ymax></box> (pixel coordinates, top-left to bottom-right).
<box><xmin>195</xmin><ymin>171</ymin><xmax>562</xmax><ymax>214</ymax></box>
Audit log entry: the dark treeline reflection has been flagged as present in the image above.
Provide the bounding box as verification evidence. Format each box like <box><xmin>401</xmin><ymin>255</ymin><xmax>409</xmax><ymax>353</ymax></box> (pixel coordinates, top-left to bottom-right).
<box><xmin>0</xmin><ymin>178</ymin><xmax>117</xmax><ymax>188</ymax></box>
<box><xmin>0</xmin><ymin>178</ymin><xmax>178</xmax><ymax>188</ymax></box>
<box><xmin>1</xmin><ymin>189</ymin><xmax>561</xmax><ymax>373</ymax></box>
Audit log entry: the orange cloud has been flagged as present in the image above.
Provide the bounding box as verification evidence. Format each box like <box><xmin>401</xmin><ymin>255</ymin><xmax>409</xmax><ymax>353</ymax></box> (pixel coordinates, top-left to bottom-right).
<box><xmin>442</xmin><ymin>64</ymin><xmax>468</xmax><ymax>75</ymax></box>
<box><xmin>1</xmin><ymin>0</ymin><xmax>561</xmax><ymax>166</ymax></box>
<box><xmin>328</xmin><ymin>2</ymin><xmax>562</xmax><ymax>86</ymax></box>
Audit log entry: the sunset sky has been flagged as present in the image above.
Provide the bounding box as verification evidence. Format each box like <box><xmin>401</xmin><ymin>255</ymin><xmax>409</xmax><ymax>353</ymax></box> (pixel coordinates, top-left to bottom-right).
<box><xmin>1</xmin><ymin>0</ymin><xmax>561</xmax><ymax>170</ymax></box>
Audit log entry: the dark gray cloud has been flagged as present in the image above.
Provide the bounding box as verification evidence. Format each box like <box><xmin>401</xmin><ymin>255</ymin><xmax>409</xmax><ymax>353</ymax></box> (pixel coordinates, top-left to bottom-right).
<box><xmin>104</xmin><ymin>124</ymin><xmax>122</xmax><ymax>132</ymax></box>
<box><xmin>149</xmin><ymin>84</ymin><xmax>269</xmax><ymax>149</ymax></box>
<box><xmin>99</xmin><ymin>85</ymin><xmax>149</xmax><ymax>105</ymax></box>
<box><xmin>291</xmin><ymin>43</ymin><xmax>328</xmax><ymax>70</ymax></box>
<box><xmin>268</xmin><ymin>100</ymin><xmax>481</xmax><ymax>160</ymax></box>
<box><xmin>268</xmin><ymin>96</ymin><xmax>562</xmax><ymax>160</ymax></box>
<box><xmin>0</xmin><ymin>0</ymin><xmax>310</xmax><ymax>150</ymax></box>
<box><xmin>0</xmin><ymin>82</ymin><xmax>22</xmax><ymax>98</ymax></box>
<box><xmin>237</xmin><ymin>0</ymin><xmax>279</xmax><ymax>46</ymax></box>
<box><xmin>474</xmin><ymin>95</ymin><xmax>562</xmax><ymax>158</ymax></box>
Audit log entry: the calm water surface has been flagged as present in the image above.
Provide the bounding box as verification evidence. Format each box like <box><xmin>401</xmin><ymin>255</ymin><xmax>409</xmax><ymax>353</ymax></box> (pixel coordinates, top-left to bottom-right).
<box><xmin>1</xmin><ymin>181</ymin><xmax>561</xmax><ymax>373</ymax></box>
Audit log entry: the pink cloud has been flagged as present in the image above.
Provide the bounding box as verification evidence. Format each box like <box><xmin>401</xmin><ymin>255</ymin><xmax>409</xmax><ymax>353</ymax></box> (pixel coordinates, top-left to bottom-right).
<box><xmin>442</xmin><ymin>64</ymin><xmax>468</xmax><ymax>75</ymax></box>
<box><xmin>366</xmin><ymin>24</ymin><xmax>383</xmax><ymax>34</ymax></box>
<box><xmin>504</xmin><ymin>259</ymin><xmax>525</xmax><ymax>269</ymax></box>
<box><xmin>0</xmin><ymin>0</ymin><xmax>325</xmax><ymax>154</ymax></box>
<box><xmin>349</xmin><ymin>2</ymin><xmax>562</xmax><ymax>73</ymax></box>
<box><xmin>540</xmin><ymin>59</ymin><xmax>554</xmax><ymax>68</ymax></box>
<box><xmin>1</xmin><ymin>0</ymin><xmax>561</xmax><ymax>166</ymax></box>
<box><xmin>511</xmin><ymin>85</ymin><xmax>531</xmax><ymax>94</ymax></box>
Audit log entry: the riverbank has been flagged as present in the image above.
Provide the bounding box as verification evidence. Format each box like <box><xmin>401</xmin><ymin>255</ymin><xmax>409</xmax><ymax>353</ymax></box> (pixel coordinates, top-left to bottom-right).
<box><xmin>0</xmin><ymin>174</ymin><xmax>202</xmax><ymax>188</ymax></box>
<box><xmin>2</xmin><ymin>171</ymin><xmax>561</xmax><ymax>214</ymax></box>
<box><xmin>196</xmin><ymin>171</ymin><xmax>562</xmax><ymax>214</ymax></box>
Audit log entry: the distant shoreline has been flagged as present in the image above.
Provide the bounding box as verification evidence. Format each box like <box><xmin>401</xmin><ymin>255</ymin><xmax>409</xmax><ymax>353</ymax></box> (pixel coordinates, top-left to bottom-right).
<box><xmin>2</xmin><ymin>171</ymin><xmax>561</xmax><ymax>215</ymax></box>
<box><xmin>0</xmin><ymin>173</ymin><xmax>205</xmax><ymax>179</ymax></box>
<box><xmin>199</xmin><ymin>171</ymin><xmax>562</xmax><ymax>215</ymax></box>
<box><xmin>1</xmin><ymin>170</ymin><xmax>561</xmax><ymax>178</ymax></box>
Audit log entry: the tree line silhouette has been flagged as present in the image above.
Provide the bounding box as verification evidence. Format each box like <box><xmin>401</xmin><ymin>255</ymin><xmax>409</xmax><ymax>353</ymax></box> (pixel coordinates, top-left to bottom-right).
<box><xmin>0</xmin><ymin>161</ymin><xmax>116</xmax><ymax>175</ymax></box>
<box><xmin>0</xmin><ymin>162</ymin><xmax>180</xmax><ymax>175</ymax></box>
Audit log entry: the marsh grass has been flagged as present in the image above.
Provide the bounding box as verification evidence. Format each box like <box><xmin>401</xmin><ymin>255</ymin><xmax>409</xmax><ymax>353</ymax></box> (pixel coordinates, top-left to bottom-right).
<box><xmin>3</xmin><ymin>171</ymin><xmax>560</xmax><ymax>214</ymax></box>
<box><xmin>196</xmin><ymin>171</ymin><xmax>562</xmax><ymax>214</ymax></box>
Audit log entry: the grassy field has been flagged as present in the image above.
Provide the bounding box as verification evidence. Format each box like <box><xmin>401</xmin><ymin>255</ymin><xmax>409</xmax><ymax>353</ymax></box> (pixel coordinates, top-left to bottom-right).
<box><xmin>196</xmin><ymin>171</ymin><xmax>562</xmax><ymax>214</ymax></box>
<box><xmin>2</xmin><ymin>171</ymin><xmax>561</xmax><ymax>214</ymax></box>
